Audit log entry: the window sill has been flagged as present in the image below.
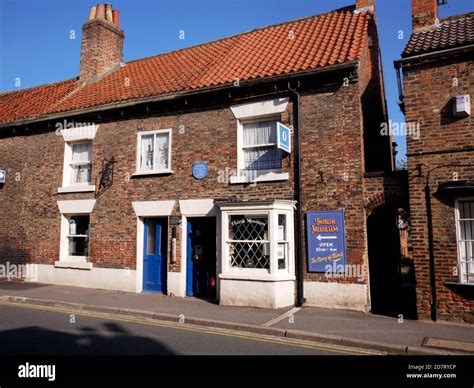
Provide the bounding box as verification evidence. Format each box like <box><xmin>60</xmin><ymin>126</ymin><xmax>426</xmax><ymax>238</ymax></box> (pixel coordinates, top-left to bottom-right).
<box><xmin>229</xmin><ymin>172</ymin><xmax>289</xmax><ymax>185</ymax></box>
<box><xmin>54</xmin><ymin>261</ymin><xmax>93</xmax><ymax>270</ymax></box>
<box><xmin>58</xmin><ymin>185</ymin><xmax>95</xmax><ymax>194</ymax></box>
<box><xmin>219</xmin><ymin>273</ymin><xmax>295</xmax><ymax>282</ymax></box>
<box><xmin>132</xmin><ymin>170</ymin><xmax>173</xmax><ymax>177</ymax></box>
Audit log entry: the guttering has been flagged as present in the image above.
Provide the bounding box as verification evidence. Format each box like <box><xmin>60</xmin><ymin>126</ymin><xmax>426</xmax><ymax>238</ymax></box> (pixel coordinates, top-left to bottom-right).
<box><xmin>397</xmin><ymin>44</ymin><xmax>474</xmax><ymax>65</ymax></box>
<box><xmin>287</xmin><ymin>83</ymin><xmax>304</xmax><ymax>307</ymax></box>
<box><xmin>0</xmin><ymin>60</ymin><xmax>358</xmax><ymax>130</ymax></box>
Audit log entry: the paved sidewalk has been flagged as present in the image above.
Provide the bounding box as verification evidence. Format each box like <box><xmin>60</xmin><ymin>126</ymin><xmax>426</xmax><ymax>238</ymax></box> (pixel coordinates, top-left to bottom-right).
<box><xmin>1</xmin><ymin>280</ymin><xmax>473</xmax><ymax>354</ymax></box>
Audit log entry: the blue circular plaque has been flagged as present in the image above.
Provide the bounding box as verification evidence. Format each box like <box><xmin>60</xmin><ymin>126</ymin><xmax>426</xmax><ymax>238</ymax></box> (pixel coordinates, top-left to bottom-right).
<box><xmin>192</xmin><ymin>162</ymin><xmax>208</xmax><ymax>180</ymax></box>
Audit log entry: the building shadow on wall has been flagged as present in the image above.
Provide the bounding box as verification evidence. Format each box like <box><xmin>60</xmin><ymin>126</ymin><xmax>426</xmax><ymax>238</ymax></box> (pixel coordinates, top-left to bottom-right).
<box><xmin>367</xmin><ymin>204</ymin><xmax>418</xmax><ymax>320</ymax></box>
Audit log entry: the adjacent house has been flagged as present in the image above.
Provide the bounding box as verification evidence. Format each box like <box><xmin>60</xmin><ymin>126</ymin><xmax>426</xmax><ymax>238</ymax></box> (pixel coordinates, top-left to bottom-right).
<box><xmin>396</xmin><ymin>0</ymin><xmax>474</xmax><ymax>322</ymax></box>
<box><xmin>0</xmin><ymin>1</ymin><xmax>398</xmax><ymax>312</ymax></box>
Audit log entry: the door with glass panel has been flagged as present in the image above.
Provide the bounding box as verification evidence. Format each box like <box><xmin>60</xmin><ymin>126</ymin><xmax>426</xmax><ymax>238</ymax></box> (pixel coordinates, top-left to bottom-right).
<box><xmin>143</xmin><ymin>218</ymin><xmax>167</xmax><ymax>293</ymax></box>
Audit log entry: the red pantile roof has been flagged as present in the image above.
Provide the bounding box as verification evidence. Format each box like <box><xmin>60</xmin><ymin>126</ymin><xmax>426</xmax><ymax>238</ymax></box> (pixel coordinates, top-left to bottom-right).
<box><xmin>0</xmin><ymin>6</ymin><xmax>370</xmax><ymax>125</ymax></box>
<box><xmin>402</xmin><ymin>12</ymin><xmax>474</xmax><ymax>57</ymax></box>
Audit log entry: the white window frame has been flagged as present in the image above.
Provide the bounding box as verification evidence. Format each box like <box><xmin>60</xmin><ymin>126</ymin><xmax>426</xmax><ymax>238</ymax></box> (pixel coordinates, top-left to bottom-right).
<box><xmin>56</xmin><ymin>199</ymin><xmax>96</xmax><ymax>270</ymax></box>
<box><xmin>135</xmin><ymin>128</ymin><xmax>173</xmax><ymax>176</ymax></box>
<box><xmin>58</xmin><ymin>125</ymin><xmax>97</xmax><ymax>194</ymax></box>
<box><xmin>229</xmin><ymin>98</ymin><xmax>290</xmax><ymax>184</ymax></box>
<box><xmin>455</xmin><ymin>198</ymin><xmax>474</xmax><ymax>284</ymax></box>
<box><xmin>220</xmin><ymin>202</ymin><xmax>295</xmax><ymax>281</ymax></box>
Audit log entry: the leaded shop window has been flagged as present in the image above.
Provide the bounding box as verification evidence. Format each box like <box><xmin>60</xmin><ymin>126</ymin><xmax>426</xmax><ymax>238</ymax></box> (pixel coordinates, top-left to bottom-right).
<box><xmin>228</xmin><ymin>214</ymin><xmax>270</xmax><ymax>269</ymax></box>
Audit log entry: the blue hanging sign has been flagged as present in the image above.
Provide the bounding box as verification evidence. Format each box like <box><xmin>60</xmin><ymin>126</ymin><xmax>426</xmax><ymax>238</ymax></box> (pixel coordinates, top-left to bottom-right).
<box><xmin>0</xmin><ymin>170</ymin><xmax>5</xmax><ymax>184</ymax></box>
<box><xmin>192</xmin><ymin>162</ymin><xmax>208</xmax><ymax>180</ymax></box>
<box><xmin>306</xmin><ymin>210</ymin><xmax>346</xmax><ymax>273</ymax></box>
<box><xmin>277</xmin><ymin>122</ymin><xmax>291</xmax><ymax>153</ymax></box>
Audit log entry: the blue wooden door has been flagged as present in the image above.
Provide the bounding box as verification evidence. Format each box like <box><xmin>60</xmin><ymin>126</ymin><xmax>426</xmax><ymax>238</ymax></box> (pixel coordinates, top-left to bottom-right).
<box><xmin>143</xmin><ymin>218</ymin><xmax>167</xmax><ymax>293</ymax></box>
<box><xmin>186</xmin><ymin>220</ymin><xmax>194</xmax><ymax>296</ymax></box>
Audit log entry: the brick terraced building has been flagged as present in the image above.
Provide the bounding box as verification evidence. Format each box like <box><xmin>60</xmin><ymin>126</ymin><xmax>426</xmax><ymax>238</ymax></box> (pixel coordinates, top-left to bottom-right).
<box><xmin>0</xmin><ymin>1</ymin><xmax>401</xmax><ymax>311</ymax></box>
<box><xmin>397</xmin><ymin>0</ymin><xmax>474</xmax><ymax>322</ymax></box>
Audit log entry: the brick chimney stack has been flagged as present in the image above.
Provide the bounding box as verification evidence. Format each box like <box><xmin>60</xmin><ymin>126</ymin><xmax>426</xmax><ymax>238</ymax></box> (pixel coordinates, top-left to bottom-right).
<box><xmin>79</xmin><ymin>3</ymin><xmax>124</xmax><ymax>82</ymax></box>
<box><xmin>412</xmin><ymin>0</ymin><xmax>439</xmax><ymax>31</ymax></box>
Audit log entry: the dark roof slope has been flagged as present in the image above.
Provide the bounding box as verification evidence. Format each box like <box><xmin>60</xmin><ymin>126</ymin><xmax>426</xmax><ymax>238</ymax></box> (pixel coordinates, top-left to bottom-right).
<box><xmin>402</xmin><ymin>12</ymin><xmax>474</xmax><ymax>57</ymax></box>
<box><xmin>0</xmin><ymin>6</ymin><xmax>370</xmax><ymax>125</ymax></box>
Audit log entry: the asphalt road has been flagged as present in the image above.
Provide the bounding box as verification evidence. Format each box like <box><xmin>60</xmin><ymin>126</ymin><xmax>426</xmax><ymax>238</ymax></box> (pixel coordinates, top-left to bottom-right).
<box><xmin>0</xmin><ymin>304</ymin><xmax>366</xmax><ymax>355</ymax></box>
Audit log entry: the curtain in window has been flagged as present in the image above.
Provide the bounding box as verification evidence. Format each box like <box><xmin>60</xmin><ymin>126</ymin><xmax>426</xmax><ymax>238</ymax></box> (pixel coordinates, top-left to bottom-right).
<box><xmin>72</xmin><ymin>143</ymin><xmax>91</xmax><ymax>163</ymax></box>
<box><xmin>140</xmin><ymin>135</ymin><xmax>154</xmax><ymax>171</ymax></box>
<box><xmin>243</xmin><ymin>120</ymin><xmax>277</xmax><ymax>146</ymax></box>
<box><xmin>71</xmin><ymin>143</ymin><xmax>92</xmax><ymax>184</ymax></box>
<box><xmin>242</xmin><ymin>121</ymin><xmax>281</xmax><ymax>176</ymax></box>
<box><xmin>155</xmin><ymin>133</ymin><xmax>169</xmax><ymax>170</ymax></box>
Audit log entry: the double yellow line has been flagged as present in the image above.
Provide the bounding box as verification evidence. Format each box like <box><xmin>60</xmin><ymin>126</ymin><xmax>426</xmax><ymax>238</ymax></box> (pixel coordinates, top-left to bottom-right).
<box><xmin>0</xmin><ymin>301</ymin><xmax>383</xmax><ymax>355</ymax></box>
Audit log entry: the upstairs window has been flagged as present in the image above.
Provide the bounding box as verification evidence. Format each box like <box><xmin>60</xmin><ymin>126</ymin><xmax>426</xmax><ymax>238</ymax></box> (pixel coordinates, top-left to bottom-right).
<box><xmin>137</xmin><ymin>129</ymin><xmax>172</xmax><ymax>174</ymax></box>
<box><xmin>240</xmin><ymin>119</ymin><xmax>282</xmax><ymax>179</ymax></box>
<box><xmin>69</xmin><ymin>143</ymin><xmax>92</xmax><ymax>185</ymax></box>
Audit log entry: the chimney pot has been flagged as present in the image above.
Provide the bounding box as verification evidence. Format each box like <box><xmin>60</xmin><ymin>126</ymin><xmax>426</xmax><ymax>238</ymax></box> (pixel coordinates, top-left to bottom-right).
<box><xmin>96</xmin><ymin>4</ymin><xmax>105</xmax><ymax>19</ymax></box>
<box><xmin>112</xmin><ymin>10</ymin><xmax>120</xmax><ymax>27</ymax></box>
<box><xmin>88</xmin><ymin>5</ymin><xmax>97</xmax><ymax>21</ymax></box>
<box><xmin>105</xmin><ymin>3</ymin><xmax>113</xmax><ymax>22</ymax></box>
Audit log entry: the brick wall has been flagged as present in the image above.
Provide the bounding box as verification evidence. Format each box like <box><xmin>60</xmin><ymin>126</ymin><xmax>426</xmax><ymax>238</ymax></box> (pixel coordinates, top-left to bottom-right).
<box><xmin>80</xmin><ymin>19</ymin><xmax>124</xmax><ymax>81</ymax></box>
<box><xmin>403</xmin><ymin>53</ymin><xmax>474</xmax><ymax>323</ymax></box>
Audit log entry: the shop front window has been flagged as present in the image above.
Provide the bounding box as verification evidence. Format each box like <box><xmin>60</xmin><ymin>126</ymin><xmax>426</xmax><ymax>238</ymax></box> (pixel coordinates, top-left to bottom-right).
<box><xmin>222</xmin><ymin>204</ymin><xmax>295</xmax><ymax>278</ymax></box>
<box><xmin>228</xmin><ymin>215</ymin><xmax>270</xmax><ymax>269</ymax></box>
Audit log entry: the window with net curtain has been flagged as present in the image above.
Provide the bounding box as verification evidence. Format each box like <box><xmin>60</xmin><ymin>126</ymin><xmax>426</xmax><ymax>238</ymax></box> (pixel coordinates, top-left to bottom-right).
<box><xmin>70</xmin><ymin>143</ymin><xmax>92</xmax><ymax>184</ymax></box>
<box><xmin>242</xmin><ymin>120</ymin><xmax>282</xmax><ymax>179</ymax></box>
<box><xmin>140</xmin><ymin>132</ymin><xmax>170</xmax><ymax>172</ymax></box>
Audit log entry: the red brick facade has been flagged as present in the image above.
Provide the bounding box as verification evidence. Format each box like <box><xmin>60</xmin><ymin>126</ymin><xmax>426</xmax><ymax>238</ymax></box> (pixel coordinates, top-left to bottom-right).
<box><xmin>403</xmin><ymin>52</ymin><xmax>474</xmax><ymax>323</ymax></box>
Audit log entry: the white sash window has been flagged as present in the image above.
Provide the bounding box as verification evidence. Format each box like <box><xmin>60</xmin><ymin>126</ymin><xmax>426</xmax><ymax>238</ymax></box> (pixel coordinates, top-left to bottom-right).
<box><xmin>456</xmin><ymin>199</ymin><xmax>474</xmax><ymax>283</ymax></box>
<box><xmin>136</xmin><ymin>129</ymin><xmax>172</xmax><ymax>175</ymax></box>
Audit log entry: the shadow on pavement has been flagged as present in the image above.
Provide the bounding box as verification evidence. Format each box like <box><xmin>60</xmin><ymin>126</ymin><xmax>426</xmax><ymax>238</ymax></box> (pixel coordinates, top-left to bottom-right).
<box><xmin>0</xmin><ymin>323</ymin><xmax>174</xmax><ymax>355</ymax></box>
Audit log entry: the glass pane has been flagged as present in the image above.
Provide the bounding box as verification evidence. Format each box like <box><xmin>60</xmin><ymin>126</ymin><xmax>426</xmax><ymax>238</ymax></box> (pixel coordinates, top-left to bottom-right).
<box><xmin>243</xmin><ymin>120</ymin><xmax>277</xmax><ymax>146</ymax></box>
<box><xmin>72</xmin><ymin>143</ymin><xmax>91</xmax><ymax>163</ymax></box>
<box><xmin>277</xmin><ymin>243</ymin><xmax>286</xmax><ymax>269</ymax></box>
<box><xmin>155</xmin><ymin>133</ymin><xmax>169</xmax><ymax>170</ymax></box>
<box><xmin>140</xmin><ymin>134</ymin><xmax>154</xmax><ymax>171</ymax></box>
<box><xmin>70</xmin><ymin>164</ymin><xmax>91</xmax><ymax>184</ymax></box>
<box><xmin>278</xmin><ymin>214</ymin><xmax>287</xmax><ymax>241</ymax></box>
<box><xmin>147</xmin><ymin>220</ymin><xmax>156</xmax><ymax>255</ymax></box>
<box><xmin>229</xmin><ymin>215</ymin><xmax>268</xmax><ymax>241</ymax></box>
<box><xmin>68</xmin><ymin>236</ymin><xmax>88</xmax><ymax>256</ymax></box>
<box><xmin>243</xmin><ymin>147</ymin><xmax>282</xmax><ymax>171</ymax></box>
<box><xmin>69</xmin><ymin>216</ymin><xmax>89</xmax><ymax>236</ymax></box>
<box><xmin>228</xmin><ymin>215</ymin><xmax>269</xmax><ymax>269</ymax></box>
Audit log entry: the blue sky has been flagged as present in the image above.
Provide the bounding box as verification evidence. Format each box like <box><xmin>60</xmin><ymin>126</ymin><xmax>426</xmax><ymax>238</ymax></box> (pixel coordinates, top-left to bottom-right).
<box><xmin>0</xmin><ymin>0</ymin><xmax>472</xmax><ymax>161</ymax></box>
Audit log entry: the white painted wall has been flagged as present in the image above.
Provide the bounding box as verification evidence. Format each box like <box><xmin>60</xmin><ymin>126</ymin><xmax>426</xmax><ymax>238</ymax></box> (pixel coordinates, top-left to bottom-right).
<box><xmin>304</xmin><ymin>281</ymin><xmax>369</xmax><ymax>312</ymax></box>
<box><xmin>26</xmin><ymin>264</ymin><xmax>136</xmax><ymax>292</ymax></box>
<box><xmin>220</xmin><ymin>278</ymin><xmax>295</xmax><ymax>309</ymax></box>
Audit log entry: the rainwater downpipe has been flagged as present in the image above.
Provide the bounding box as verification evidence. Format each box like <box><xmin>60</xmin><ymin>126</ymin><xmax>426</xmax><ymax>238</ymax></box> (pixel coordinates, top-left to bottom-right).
<box><xmin>288</xmin><ymin>82</ymin><xmax>304</xmax><ymax>307</ymax></box>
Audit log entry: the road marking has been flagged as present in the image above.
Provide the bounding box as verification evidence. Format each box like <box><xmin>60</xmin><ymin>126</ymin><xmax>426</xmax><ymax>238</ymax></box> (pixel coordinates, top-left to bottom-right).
<box><xmin>0</xmin><ymin>301</ymin><xmax>383</xmax><ymax>355</ymax></box>
<box><xmin>263</xmin><ymin>307</ymin><xmax>301</xmax><ymax>327</ymax></box>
